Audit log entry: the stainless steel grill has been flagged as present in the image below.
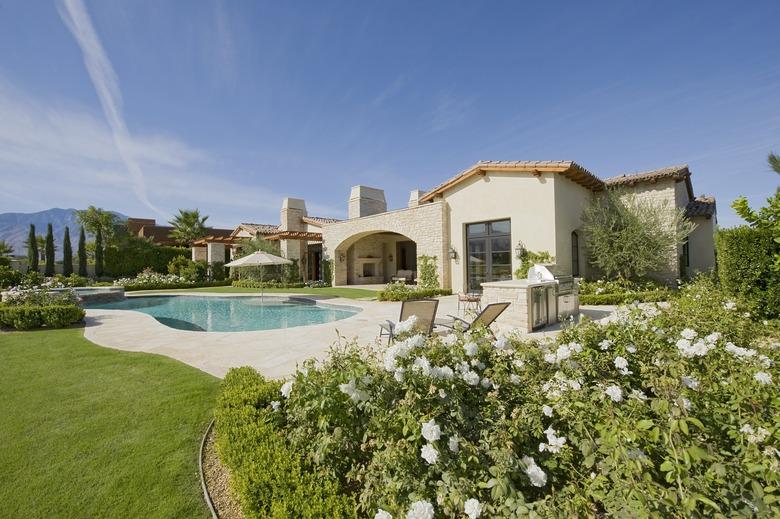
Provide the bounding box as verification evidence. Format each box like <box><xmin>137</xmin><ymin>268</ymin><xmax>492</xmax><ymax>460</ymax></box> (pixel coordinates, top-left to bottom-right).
<box><xmin>555</xmin><ymin>275</ymin><xmax>574</xmax><ymax>295</ymax></box>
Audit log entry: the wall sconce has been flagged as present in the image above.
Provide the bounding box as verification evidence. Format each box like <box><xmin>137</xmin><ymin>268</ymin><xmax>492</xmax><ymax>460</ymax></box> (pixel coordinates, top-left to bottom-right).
<box><xmin>338</xmin><ymin>252</ymin><xmax>346</xmax><ymax>263</ymax></box>
<box><xmin>448</xmin><ymin>247</ymin><xmax>457</xmax><ymax>260</ymax></box>
<box><xmin>388</xmin><ymin>254</ymin><xmax>393</xmax><ymax>262</ymax></box>
<box><xmin>514</xmin><ymin>240</ymin><xmax>526</xmax><ymax>258</ymax></box>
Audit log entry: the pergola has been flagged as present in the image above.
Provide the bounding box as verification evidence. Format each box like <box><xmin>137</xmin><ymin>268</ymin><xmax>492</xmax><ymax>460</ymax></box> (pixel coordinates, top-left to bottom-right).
<box><xmin>191</xmin><ymin>235</ymin><xmax>247</xmax><ymax>264</ymax></box>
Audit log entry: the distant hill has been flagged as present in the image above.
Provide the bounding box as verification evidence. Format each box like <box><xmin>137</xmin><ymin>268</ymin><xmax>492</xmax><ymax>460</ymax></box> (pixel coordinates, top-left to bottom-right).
<box><xmin>0</xmin><ymin>208</ymin><xmax>128</xmax><ymax>260</ymax></box>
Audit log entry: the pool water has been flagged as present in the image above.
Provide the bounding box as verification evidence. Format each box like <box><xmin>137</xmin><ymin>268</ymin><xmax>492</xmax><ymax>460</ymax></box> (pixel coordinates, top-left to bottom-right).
<box><xmin>86</xmin><ymin>295</ymin><xmax>360</xmax><ymax>332</ymax></box>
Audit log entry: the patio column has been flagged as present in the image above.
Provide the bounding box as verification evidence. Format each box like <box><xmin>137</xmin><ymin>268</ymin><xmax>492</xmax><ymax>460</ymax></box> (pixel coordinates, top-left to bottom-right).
<box><xmin>207</xmin><ymin>242</ymin><xmax>225</xmax><ymax>264</ymax></box>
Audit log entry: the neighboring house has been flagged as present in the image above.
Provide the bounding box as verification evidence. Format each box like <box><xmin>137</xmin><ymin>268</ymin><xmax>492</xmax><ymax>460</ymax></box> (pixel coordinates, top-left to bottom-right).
<box><xmin>190</xmin><ymin>207</ymin><xmax>340</xmax><ymax>280</ymax></box>
<box><xmin>126</xmin><ymin>217</ymin><xmax>233</xmax><ymax>247</ymax></box>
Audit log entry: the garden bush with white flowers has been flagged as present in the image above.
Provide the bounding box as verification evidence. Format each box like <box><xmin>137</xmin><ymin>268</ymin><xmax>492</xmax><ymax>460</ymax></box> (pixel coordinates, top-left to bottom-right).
<box><xmin>216</xmin><ymin>278</ymin><xmax>780</xmax><ymax>518</ymax></box>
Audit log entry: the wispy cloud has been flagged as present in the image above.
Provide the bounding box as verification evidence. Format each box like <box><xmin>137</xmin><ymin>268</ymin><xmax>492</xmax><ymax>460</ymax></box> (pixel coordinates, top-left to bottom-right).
<box><xmin>371</xmin><ymin>74</ymin><xmax>407</xmax><ymax>107</ymax></box>
<box><xmin>427</xmin><ymin>91</ymin><xmax>474</xmax><ymax>133</ymax></box>
<box><xmin>209</xmin><ymin>0</ymin><xmax>237</xmax><ymax>85</ymax></box>
<box><xmin>57</xmin><ymin>0</ymin><xmax>162</xmax><ymax>217</ymax></box>
<box><xmin>0</xmin><ymin>76</ymin><xmax>342</xmax><ymax>226</ymax></box>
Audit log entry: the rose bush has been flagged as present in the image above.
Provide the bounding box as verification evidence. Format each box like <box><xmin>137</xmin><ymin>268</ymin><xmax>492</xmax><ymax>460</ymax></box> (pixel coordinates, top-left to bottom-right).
<box><xmin>217</xmin><ymin>278</ymin><xmax>779</xmax><ymax>518</ymax></box>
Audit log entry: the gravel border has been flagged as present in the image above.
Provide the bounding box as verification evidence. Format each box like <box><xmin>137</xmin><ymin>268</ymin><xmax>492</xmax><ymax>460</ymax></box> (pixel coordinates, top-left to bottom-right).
<box><xmin>200</xmin><ymin>419</ymin><xmax>244</xmax><ymax>519</ymax></box>
<box><xmin>199</xmin><ymin>418</ymin><xmax>219</xmax><ymax>519</ymax></box>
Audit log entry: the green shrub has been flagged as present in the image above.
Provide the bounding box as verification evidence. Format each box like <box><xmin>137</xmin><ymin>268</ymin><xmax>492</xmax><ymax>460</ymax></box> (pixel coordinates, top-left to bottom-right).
<box><xmin>222</xmin><ymin>277</ymin><xmax>780</xmax><ymax>517</ymax></box>
<box><xmin>104</xmin><ymin>235</ymin><xmax>188</xmax><ymax>278</ymax></box>
<box><xmin>210</xmin><ymin>261</ymin><xmax>226</xmax><ymax>281</ymax></box>
<box><xmin>716</xmin><ymin>226</ymin><xmax>780</xmax><ymax>318</ymax></box>
<box><xmin>0</xmin><ymin>304</ymin><xmax>85</xmax><ymax>330</ymax></box>
<box><xmin>580</xmin><ymin>290</ymin><xmax>671</xmax><ymax>305</ymax></box>
<box><xmin>167</xmin><ymin>255</ymin><xmax>191</xmax><ymax>276</ymax></box>
<box><xmin>0</xmin><ymin>266</ymin><xmax>22</xmax><ymax>289</ymax></box>
<box><xmin>215</xmin><ymin>367</ymin><xmax>357</xmax><ymax>518</ymax></box>
<box><xmin>322</xmin><ymin>259</ymin><xmax>333</xmax><ymax>286</ymax></box>
<box><xmin>417</xmin><ymin>255</ymin><xmax>439</xmax><ymax>290</ymax></box>
<box><xmin>376</xmin><ymin>282</ymin><xmax>452</xmax><ymax>301</ymax></box>
<box><xmin>121</xmin><ymin>280</ymin><xmax>231</xmax><ymax>292</ymax></box>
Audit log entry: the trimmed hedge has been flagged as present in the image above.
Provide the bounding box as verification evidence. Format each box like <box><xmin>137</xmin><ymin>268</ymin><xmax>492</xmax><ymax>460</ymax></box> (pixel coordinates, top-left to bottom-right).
<box><xmin>0</xmin><ymin>304</ymin><xmax>85</xmax><ymax>330</ymax></box>
<box><xmin>232</xmin><ymin>280</ymin><xmax>307</xmax><ymax>289</ymax></box>
<box><xmin>716</xmin><ymin>226</ymin><xmax>780</xmax><ymax>318</ymax></box>
<box><xmin>122</xmin><ymin>280</ymin><xmax>232</xmax><ymax>292</ymax></box>
<box><xmin>376</xmin><ymin>287</ymin><xmax>453</xmax><ymax>301</ymax></box>
<box><xmin>580</xmin><ymin>290</ymin><xmax>671</xmax><ymax>305</ymax></box>
<box><xmin>104</xmin><ymin>237</ymin><xmax>188</xmax><ymax>278</ymax></box>
<box><xmin>215</xmin><ymin>367</ymin><xmax>357</xmax><ymax>518</ymax></box>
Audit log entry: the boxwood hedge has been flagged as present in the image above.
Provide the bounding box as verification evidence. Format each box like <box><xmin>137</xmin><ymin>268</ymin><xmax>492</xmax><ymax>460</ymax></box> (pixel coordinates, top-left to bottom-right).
<box><xmin>0</xmin><ymin>304</ymin><xmax>85</xmax><ymax>330</ymax></box>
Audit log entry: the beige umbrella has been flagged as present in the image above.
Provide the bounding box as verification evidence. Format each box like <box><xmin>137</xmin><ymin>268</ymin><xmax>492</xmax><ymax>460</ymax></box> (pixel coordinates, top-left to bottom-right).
<box><xmin>225</xmin><ymin>251</ymin><xmax>292</xmax><ymax>297</ymax></box>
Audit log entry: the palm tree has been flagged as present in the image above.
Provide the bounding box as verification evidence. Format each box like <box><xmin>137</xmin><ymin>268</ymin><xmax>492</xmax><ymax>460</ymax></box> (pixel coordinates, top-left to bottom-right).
<box><xmin>769</xmin><ymin>152</ymin><xmax>780</xmax><ymax>175</ymax></box>
<box><xmin>0</xmin><ymin>239</ymin><xmax>13</xmax><ymax>257</ymax></box>
<box><xmin>169</xmin><ymin>209</ymin><xmax>209</xmax><ymax>245</ymax></box>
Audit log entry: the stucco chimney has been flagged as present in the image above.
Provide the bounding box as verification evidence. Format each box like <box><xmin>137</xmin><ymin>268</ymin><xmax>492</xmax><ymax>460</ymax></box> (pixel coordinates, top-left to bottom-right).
<box><xmin>348</xmin><ymin>186</ymin><xmax>386</xmax><ymax>219</ymax></box>
<box><xmin>280</xmin><ymin>197</ymin><xmax>307</xmax><ymax>232</ymax></box>
<box><xmin>408</xmin><ymin>189</ymin><xmax>426</xmax><ymax>207</ymax></box>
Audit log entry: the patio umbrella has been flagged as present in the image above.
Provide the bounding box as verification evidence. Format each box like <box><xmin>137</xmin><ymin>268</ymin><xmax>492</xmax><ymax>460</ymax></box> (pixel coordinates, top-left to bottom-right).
<box><xmin>224</xmin><ymin>251</ymin><xmax>293</xmax><ymax>297</ymax></box>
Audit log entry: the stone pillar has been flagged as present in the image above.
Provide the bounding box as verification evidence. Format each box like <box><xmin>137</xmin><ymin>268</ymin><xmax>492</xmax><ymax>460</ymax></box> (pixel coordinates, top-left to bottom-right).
<box><xmin>192</xmin><ymin>246</ymin><xmax>207</xmax><ymax>262</ymax></box>
<box><xmin>408</xmin><ymin>189</ymin><xmax>425</xmax><ymax>207</ymax></box>
<box><xmin>207</xmin><ymin>242</ymin><xmax>225</xmax><ymax>264</ymax></box>
<box><xmin>280</xmin><ymin>198</ymin><xmax>307</xmax><ymax>277</ymax></box>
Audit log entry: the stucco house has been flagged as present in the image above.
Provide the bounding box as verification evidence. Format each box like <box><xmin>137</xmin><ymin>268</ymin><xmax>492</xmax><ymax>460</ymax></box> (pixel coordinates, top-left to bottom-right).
<box><xmin>194</xmin><ymin>160</ymin><xmax>716</xmax><ymax>291</ymax></box>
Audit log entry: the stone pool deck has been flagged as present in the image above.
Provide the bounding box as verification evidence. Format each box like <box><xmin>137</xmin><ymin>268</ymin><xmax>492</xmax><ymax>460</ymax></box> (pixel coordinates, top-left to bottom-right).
<box><xmin>83</xmin><ymin>292</ymin><xmax>617</xmax><ymax>379</ymax></box>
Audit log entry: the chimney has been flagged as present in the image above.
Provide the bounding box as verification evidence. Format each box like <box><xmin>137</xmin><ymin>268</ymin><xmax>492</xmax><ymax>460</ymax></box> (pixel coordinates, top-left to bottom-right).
<box><xmin>280</xmin><ymin>198</ymin><xmax>307</xmax><ymax>232</ymax></box>
<box><xmin>348</xmin><ymin>186</ymin><xmax>386</xmax><ymax>219</ymax></box>
<box><xmin>408</xmin><ymin>189</ymin><xmax>426</xmax><ymax>207</ymax></box>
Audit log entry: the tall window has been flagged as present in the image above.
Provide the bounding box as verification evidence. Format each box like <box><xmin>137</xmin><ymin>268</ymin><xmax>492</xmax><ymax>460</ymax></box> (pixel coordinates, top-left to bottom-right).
<box><xmin>466</xmin><ymin>219</ymin><xmax>511</xmax><ymax>292</ymax></box>
<box><xmin>571</xmin><ymin>231</ymin><xmax>580</xmax><ymax>277</ymax></box>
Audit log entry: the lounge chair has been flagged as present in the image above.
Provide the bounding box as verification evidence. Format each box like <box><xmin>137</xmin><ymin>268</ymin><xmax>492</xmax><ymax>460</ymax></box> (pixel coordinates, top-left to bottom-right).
<box><xmin>379</xmin><ymin>299</ymin><xmax>439</xmax><ymax>344</ymax></box>
<box><xmin>435</xmin><ymin>302</ymin><xmax>511</xmax><ymax>337</ymax></box>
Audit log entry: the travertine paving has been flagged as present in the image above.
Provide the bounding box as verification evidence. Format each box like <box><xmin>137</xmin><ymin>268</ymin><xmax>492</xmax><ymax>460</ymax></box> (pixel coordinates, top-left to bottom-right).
<box><xmin>83</xmin><ymin>292</ymin><xmax>616</xmax><ymax>379</ymax></box>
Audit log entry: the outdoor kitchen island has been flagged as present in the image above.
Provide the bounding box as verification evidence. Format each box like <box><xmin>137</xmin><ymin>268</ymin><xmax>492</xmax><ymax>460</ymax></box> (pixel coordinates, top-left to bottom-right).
<box><xmin>481</xmin><ymin>266</ymin><xmax>579</xmax><ymax>332</ymax></box>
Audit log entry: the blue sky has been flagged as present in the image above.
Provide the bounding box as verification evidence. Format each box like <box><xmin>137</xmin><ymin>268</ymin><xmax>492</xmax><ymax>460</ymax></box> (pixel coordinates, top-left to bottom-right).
<box><xmin>0</xmin><ymin>0</ymin><xmax>778</xmax><ymax>228</ymax></box>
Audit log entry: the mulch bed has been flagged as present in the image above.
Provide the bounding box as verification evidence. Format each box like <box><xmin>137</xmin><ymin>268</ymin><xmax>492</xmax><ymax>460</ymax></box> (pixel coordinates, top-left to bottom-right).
<box><xmin>203</xmin><ymin>427</ymin><xmax>244</xmax><ymax>519</ymax></box>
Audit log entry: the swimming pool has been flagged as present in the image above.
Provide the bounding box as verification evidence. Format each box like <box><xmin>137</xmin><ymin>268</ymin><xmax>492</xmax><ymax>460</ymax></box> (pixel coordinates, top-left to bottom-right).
<box><xmin>85</xmin><ymin>295</ymin><xmax>360</xmax><ymax>332</ymax></box>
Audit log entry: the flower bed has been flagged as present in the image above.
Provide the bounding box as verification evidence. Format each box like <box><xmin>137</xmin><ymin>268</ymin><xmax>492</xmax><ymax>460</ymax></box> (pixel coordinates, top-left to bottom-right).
<box><xmin>216</xmin><ymin>278</ymin><xmax>780</xmax><ymax>517</ymax></box>
<box><xmin>232</xmin><ymin>279</ymin><xmax>307</xmax><ymax>289</ymax></box>
<box><xmin>0</xmin><ymin>288</ymin><xmax>84</xmax><ymax>330</ymax></box>
<box><xmin>114</xmin><ymin>270</ymin><xmax>231</xmax><ymax>291</ymax></box>
<box><xmin>579</xmin><ymin>278</ymin><xmax>672</xmax><ymax>305</ymax></box>
<box><xmin>377</xmin><ymin>282</ymin><xmax>452</xmax><ymax>301</ymax></box>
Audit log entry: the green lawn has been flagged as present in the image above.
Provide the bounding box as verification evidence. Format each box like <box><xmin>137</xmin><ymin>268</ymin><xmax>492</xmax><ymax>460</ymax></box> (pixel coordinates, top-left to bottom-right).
<box><xmin>132</xmin><ymin>285</ymin><xmax>379</xmax><ymax>299</ymax></box>
<box><xmin>0</xmin><ymin>328</ymin><xmax>220</xmax><ymax>519</ymax></box>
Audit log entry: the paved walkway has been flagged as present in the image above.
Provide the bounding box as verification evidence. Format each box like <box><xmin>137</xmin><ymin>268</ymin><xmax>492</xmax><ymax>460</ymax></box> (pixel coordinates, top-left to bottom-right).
<box><xmin>83</xmin><ymin>292</ymin><xmax>616</xmax><ymax>379</ymax></box>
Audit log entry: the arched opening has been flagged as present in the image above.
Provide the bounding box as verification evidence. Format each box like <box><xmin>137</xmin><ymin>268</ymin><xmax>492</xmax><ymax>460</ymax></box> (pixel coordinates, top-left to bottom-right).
<box><xmin>335</xmin><ymin>231</ymin><xmax>417</xmax><ymax>286</ymax></box>
<box><xmin>571</xmin><ymin>231</ymin><xmax>580</xmax><ymax>277</ymax></box>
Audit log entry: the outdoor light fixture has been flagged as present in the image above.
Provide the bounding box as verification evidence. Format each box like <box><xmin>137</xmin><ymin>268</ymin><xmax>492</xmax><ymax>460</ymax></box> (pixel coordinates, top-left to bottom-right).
<box><xmin>338</xmin><ymin>252</ymin><xmax>345</xmax><ymax>263</ymax></box>
<box><xmin>448</xmin><ymin>247</ymin><xmax>457</xmax><ymax>260</ymax></box>
<box><xmin>388</xmin><ymin>254</ymin><xmax>393</xmax><ymax>262</ymax></box>
<box><xmin>514</xmin><ymin>240</ymin><xmax>526</xmax><ymax>258</ymax></box>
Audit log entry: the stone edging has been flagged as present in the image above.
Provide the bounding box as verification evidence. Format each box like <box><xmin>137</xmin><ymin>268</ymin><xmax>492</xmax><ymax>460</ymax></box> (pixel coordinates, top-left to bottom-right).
<box><xmin>200</xmin><ymin>417</ymin><xmax>219</xmax><ymax>519</ymax></box>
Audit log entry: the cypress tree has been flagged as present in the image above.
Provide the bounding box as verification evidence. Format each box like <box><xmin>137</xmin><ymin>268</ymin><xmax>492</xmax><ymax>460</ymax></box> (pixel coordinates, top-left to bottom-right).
<box><xmin>94</xmin><ymin>227</ymin><xmax>104</xmax><ymax>278</ymax></box>
<box><xmin>62</xmin><ymin>226</ymin><xmax>73</xmax><ymax>276</ymax></box>
<box><xmin>26</xmin><ymin>224</ymin><xmax>38</xmax><ymax>273</ymax></box>
<box><xmin>44</xmin><ymin>223</ymin><xmax>55</xmax><ymax>276</ymax></box>
<box><xmin>78</xmin><ymin>227</ymin><xmax>88</xmax><ymax>277</ymax></box>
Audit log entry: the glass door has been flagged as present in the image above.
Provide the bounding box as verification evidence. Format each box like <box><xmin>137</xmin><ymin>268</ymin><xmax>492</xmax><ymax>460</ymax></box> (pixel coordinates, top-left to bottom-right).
<box><xmin>466</xmin><ymin>219</ymin><xmax>511</xmax><ymax>292</ymax></box>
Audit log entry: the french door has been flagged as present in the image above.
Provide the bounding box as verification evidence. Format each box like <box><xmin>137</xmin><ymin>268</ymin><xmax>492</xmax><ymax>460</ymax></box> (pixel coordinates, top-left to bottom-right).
<box><xmin>466</xmin><ymin>219</ymin><xmax>512</xmax><ymax>292</ymax></box>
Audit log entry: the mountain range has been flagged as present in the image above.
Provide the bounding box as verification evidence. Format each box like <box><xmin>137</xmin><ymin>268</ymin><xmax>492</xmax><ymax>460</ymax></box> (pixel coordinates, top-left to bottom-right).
<box><xmin>0</xmin><ymin>208</ymin><xmax>127</xmax><ymax>260</ymax></box>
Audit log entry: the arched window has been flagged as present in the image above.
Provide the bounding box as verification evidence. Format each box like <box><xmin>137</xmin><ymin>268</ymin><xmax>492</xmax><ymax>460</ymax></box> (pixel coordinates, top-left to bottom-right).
<box><xmin>571</xmin><ymin>231</ymin><xmax>580</xmax><ymax>277</ymax></box>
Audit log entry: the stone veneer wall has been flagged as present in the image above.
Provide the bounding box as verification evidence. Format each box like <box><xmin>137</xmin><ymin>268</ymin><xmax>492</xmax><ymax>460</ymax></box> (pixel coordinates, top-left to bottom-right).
<box><xmin>322</xmin><ymin>201</ymin><xmax>449</xmax><ymax>287</ymax></box>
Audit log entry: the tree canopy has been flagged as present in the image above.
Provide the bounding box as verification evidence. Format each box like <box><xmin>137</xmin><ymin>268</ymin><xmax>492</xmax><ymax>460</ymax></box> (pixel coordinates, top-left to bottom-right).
<box><xmin>75</xmin><ymin>206</ymin><xmax>120</xmax><ymax>243</ymax></box>
<box><xmin>168</xmin><ymin>209</ymin><xmax>208</xmax><ymax>245</ymax></box>
<box><xmin>582</xmin><ymin>189</ymin><xmax>696</xmax><ymax>280</ymax></box>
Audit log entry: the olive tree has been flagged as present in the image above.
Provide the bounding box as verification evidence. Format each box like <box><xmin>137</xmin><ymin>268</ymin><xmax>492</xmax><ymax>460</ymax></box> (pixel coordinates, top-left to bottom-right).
<box><xmin>583</xmin><ymin>189</ymin><xmax>696</xmax><ymax>280</ymax></box>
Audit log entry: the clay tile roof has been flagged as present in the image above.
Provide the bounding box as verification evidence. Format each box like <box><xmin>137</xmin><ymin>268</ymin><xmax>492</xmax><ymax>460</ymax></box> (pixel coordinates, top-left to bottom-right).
<box><xmin>419</xmin><ymin>160</ymin><xmax>605</xmax><ymax>202</ymax></box>
<box><xmin>604</xmin><ymin>164</ymin><xmax>690</xmax><ymax>186</ymax></box>
<box><xmin>238</xmin><ymin>222</ymin><xmax>280</xmax><ymax>235</ymax></box>
<box><xmin>302</xmin><ymin>216</ymin><xmax>341</xmax><ymax>227</ymax></box>
<box><xmin>685</xmin><ymin>196</ymin><xmax>717</xmax><ymax>218</ymax></box>
<box><xmin>265</xmin><ymin>231</ymin><xmax>323</xmax><ymax>241</ymax></box>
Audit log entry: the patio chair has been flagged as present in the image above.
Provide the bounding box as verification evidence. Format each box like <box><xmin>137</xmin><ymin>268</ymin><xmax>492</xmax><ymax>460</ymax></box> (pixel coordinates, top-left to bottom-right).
<box><xmin>379</xmin><ymin>299</ymin><xmax>439</xmax><ymax>344</ymax></box>
<box><xmin>435</xmin><ymin>302</ymin><xmax>511</xmax><ymax>337</ymax></box>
